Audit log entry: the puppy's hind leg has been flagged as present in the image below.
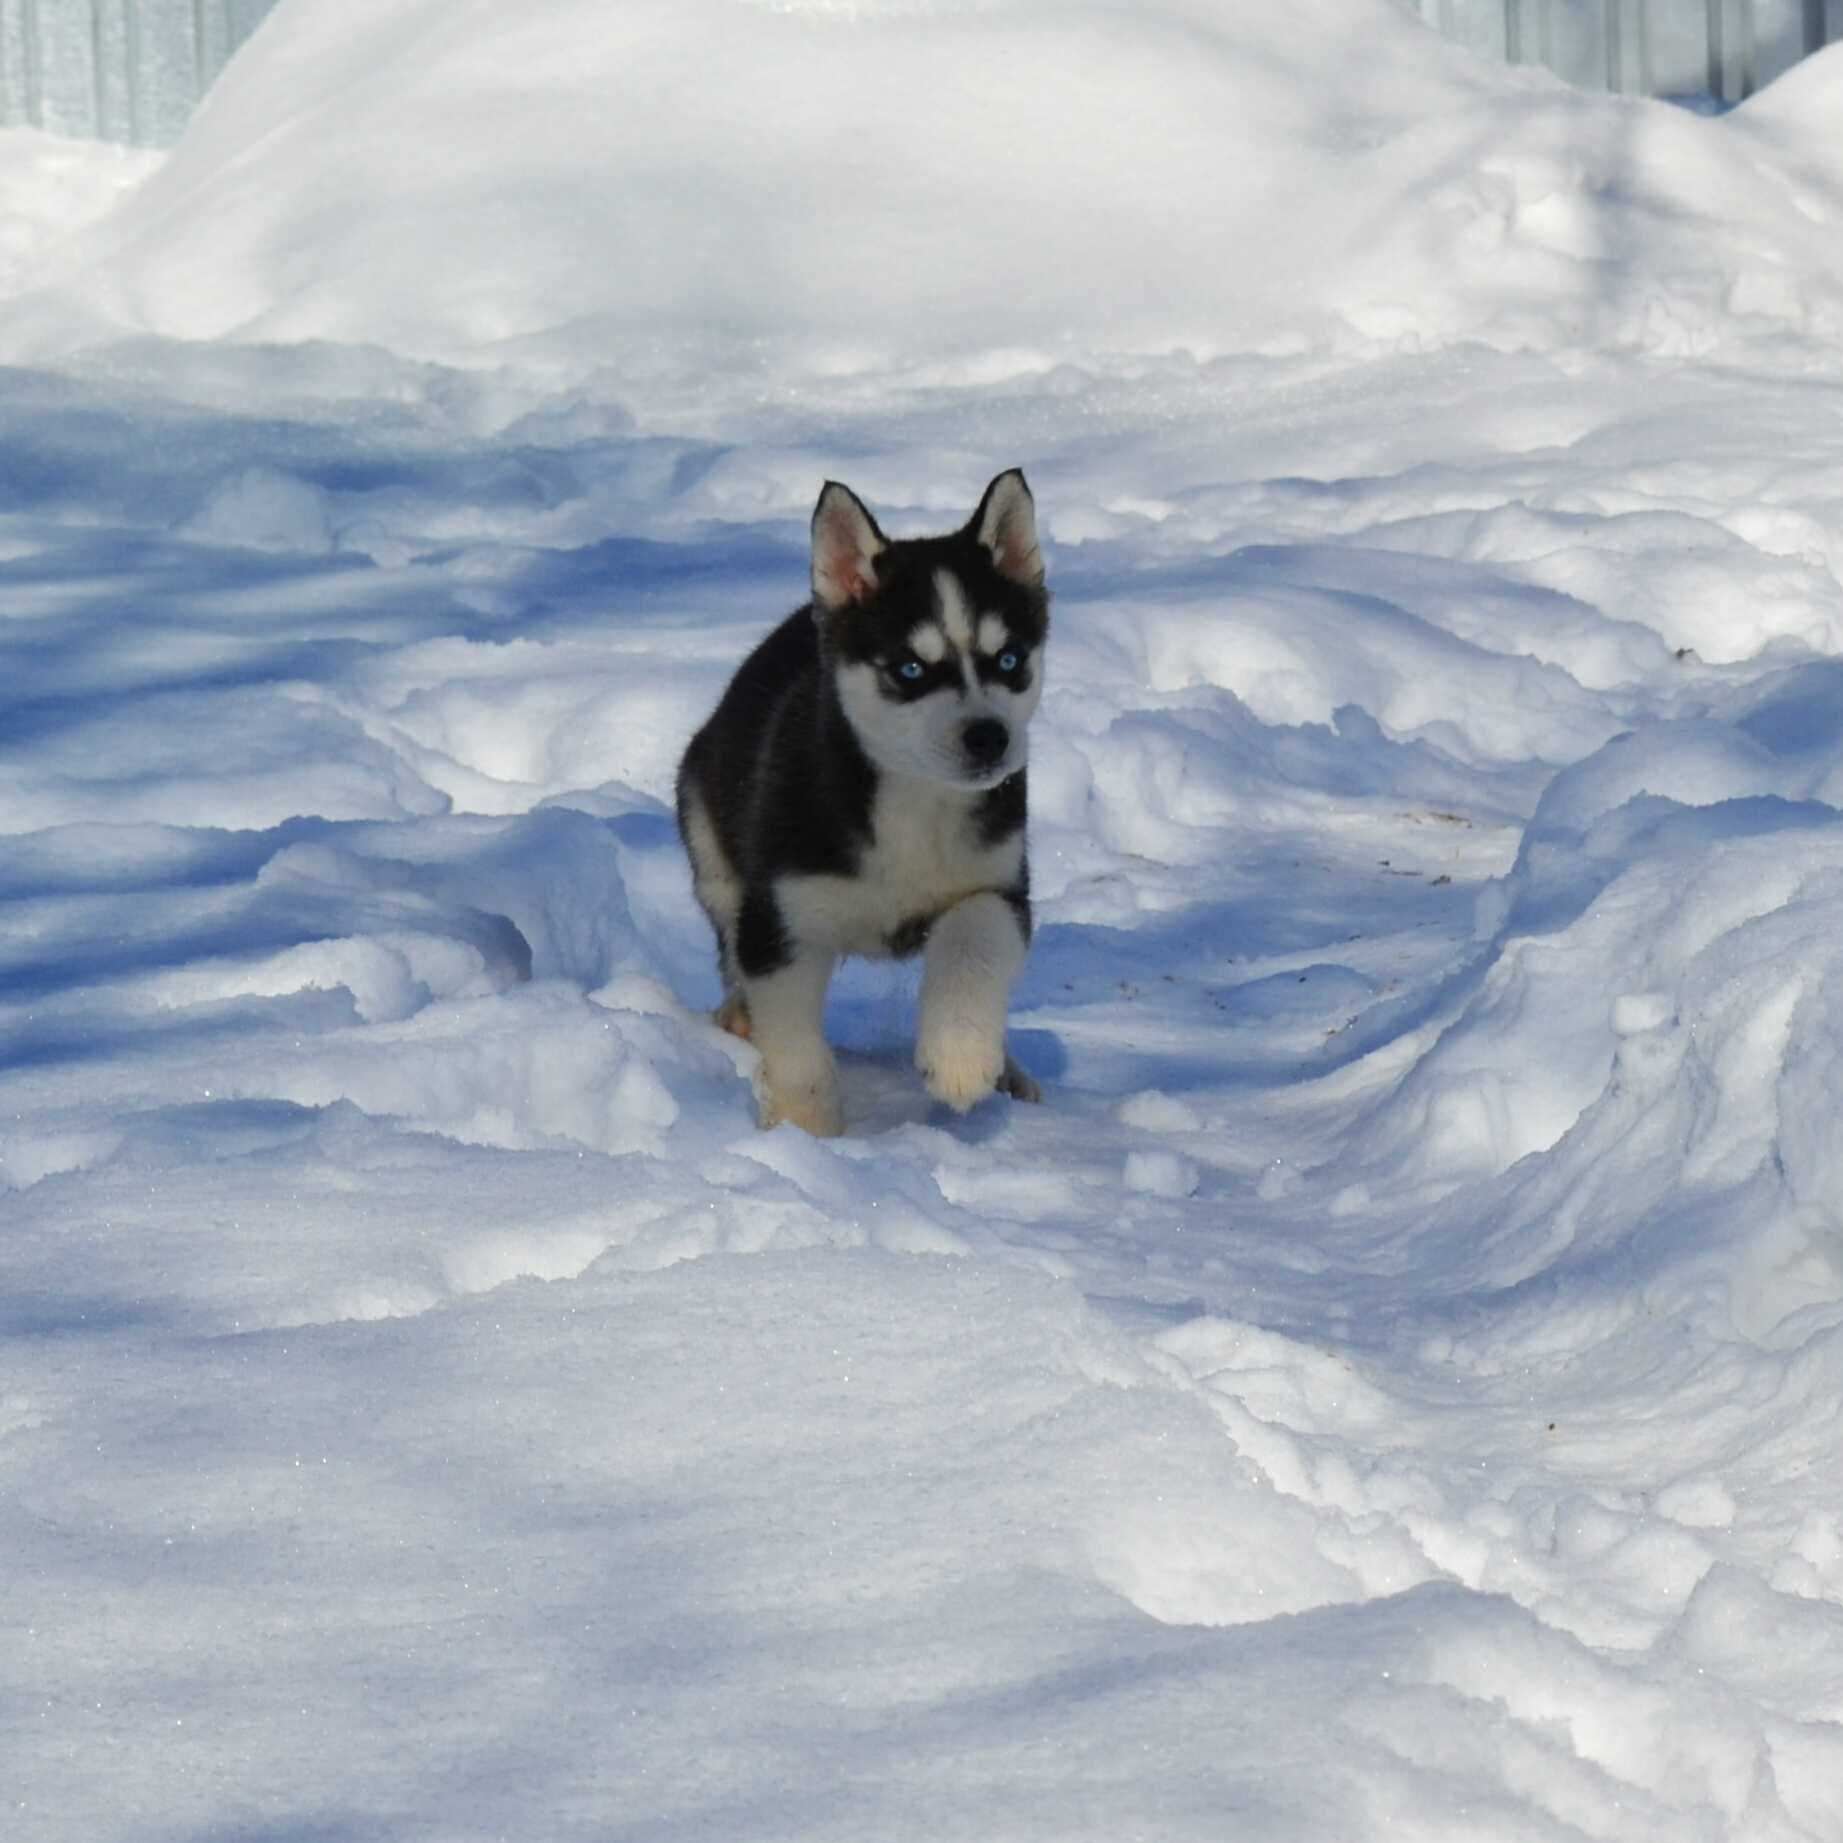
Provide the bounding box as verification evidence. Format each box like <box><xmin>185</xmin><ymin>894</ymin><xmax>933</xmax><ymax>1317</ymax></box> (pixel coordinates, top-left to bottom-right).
<box><xmin>680</xmin><ymin>779</ymin><xmax>752</xmax><ymax>1039</ymax></box>
<box><xmin>710</xmin><ymin>920</ymin><xmax>753</xmax><ymax>1041</ymax></box>
<box><xmin>916</xmin><ymin>891</ymin><xmax>1029</xmax><ymax>1114</ymax></box>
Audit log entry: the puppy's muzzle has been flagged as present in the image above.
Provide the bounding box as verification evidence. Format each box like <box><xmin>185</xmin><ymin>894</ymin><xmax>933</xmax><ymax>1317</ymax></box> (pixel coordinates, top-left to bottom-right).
<box><xmin>961</xmin><ymin>718</ymin><xmax>1009</xmax><ymax>773</ymax></box>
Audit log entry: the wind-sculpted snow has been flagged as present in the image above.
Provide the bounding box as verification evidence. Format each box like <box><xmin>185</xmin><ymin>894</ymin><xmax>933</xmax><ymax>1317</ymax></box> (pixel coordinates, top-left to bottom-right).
<box><xmin>8</xmin><ymin>8</ymin><xmax>1843</xmax><ymax>1840</ymax></box>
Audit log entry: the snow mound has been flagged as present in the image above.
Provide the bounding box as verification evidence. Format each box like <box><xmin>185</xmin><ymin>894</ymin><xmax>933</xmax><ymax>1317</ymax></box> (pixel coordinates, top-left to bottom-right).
<box><xmin>1343</xmin><ymin>666</ymin><xmax>1843</xmax><ymax>1350</ymax></box>
<box><xmin>9</xmin><ymin>0</ymin><xmax>1843</xmax><ymax>374</ymax></box>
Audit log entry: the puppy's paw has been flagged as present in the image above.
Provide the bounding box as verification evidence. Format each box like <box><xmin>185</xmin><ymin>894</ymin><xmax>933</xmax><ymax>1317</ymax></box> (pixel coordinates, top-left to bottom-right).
<box><xmin>997</xmin><ymin>1055</ymin><xmax>1042</xmax><ymax>1104</ymax></box>
<box><xmin>713</xmin><ymin>991</ymin><xmax>753</xmax><ymax>1040</ymax></box>
<box><xmin>917</xmin><ymin>1024</ymin><xmax>1005</xmax><ymax>1115</ymax></box>
<box><xmin>758</xmin><ymin>1070</ymin><xmax>843</xmax><ymax>1138</ymax></box>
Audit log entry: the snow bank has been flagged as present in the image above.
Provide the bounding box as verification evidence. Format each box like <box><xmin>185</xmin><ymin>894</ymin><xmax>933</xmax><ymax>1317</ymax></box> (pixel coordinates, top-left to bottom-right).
<box><xmin>8</xmin><ymin>0</ymin><xmax>1843</xmax><ymax>376</ymax></box>
<box><xmin>1323</xmin><ymin>663</ymin><xmax>1843</xmax><ymax>1453</ymax></box>
<box><xmin>1354</xmin><ymin>662</ymin><xmax>1843</xmax><ymax>1184</ymax></box>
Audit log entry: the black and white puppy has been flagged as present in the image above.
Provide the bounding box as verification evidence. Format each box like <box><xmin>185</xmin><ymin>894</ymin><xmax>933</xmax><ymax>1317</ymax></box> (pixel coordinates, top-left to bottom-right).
<box><xmin>677</xmin><ymin>471</ymin><xmax>1048</xmax><ymax>1135</ymax></box>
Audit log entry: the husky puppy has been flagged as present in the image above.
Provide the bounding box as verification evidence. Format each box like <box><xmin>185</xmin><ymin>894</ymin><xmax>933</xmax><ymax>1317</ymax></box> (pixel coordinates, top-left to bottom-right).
<box><xmin>677</xmin><ymin>470</ymin><xmax>1048</xmax><ymax>1136</ymax></box>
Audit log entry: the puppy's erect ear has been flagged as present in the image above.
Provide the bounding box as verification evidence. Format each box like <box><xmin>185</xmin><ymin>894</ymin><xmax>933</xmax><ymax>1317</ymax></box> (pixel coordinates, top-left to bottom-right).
<box><xmin>811</xmin><ymin>481</ymin><xmax>888</xmax><ymax>611</ymax></box>
<box><xmin>970</xmin><ymin>468</ymin><xmax>1043</xmax><ymax>588</ymax></box>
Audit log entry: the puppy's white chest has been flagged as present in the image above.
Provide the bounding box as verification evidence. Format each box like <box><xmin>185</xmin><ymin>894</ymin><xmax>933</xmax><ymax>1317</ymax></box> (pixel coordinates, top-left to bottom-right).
<box><xmin>777</xmin><ymin>779</ymin><xmax>1021</xmax><ymax>958</ymax></box>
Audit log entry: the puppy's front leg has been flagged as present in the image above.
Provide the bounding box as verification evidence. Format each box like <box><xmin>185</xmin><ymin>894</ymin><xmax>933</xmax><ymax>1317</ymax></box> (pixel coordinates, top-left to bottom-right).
<box><xmin>747</xmin><ymin>951</ymin><xmax>842</xmax><ymax>1136</ymax></box>
<box><xmin>917</xmin><ymin>891</ymin><xmax>1029</xmax><ymax>1114</ymax></box>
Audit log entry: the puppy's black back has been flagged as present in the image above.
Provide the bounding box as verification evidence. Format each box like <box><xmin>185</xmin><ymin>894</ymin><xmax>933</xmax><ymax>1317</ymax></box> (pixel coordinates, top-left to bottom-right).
<box><xmin>677</xmin><ymin>606</ymin><xmax>875</xmax><ymax>885</ymax></box>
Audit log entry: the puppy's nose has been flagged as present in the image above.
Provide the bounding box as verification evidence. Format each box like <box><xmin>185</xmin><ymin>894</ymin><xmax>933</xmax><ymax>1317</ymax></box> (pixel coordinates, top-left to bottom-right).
<box><xmin>962</xmin><ymin>718</ymin><xmax>1009</xmax><ymax>769</ymax></box>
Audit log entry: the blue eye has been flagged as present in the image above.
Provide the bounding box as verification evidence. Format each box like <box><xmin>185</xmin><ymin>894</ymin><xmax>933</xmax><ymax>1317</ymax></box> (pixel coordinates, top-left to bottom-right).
<box><xmin>997</xmin><ymin>651</ymin><xmax>1019</xmax><ymax>673</ymax></box>
<box><xmin>897</xmin><ymin>659</ymin><xmax>925</xmax><ymax>681</ymax></box>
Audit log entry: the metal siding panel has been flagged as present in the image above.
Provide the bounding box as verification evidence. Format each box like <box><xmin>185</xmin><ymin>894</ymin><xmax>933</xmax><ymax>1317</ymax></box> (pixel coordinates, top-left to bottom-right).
<box><xmin>93</xmin><ymin>0</ymin><xmax>133</xmax><ymax>143</ymax></box>
<box><xmin>194</xmin><ymin>0</ymin><xmax>230</xmax><ymax>76</ymax></box>
<box><xmin>1447</xmin><ymin>0</ymin><xmax>1513</xmax><ymax>56</ymax></box>
<box><xmin>0</xmin><ymin>4</ymin><xmax>25</xmax><ymax>130</ymax></box>
<box><xmin>29</xmin><ymin>0</ymin><xmax>100</xmax><ymax>137</ymax></box>
<box><xmin>0</xmin><ymin>0</ymin><xmax>282</xmax><ymax>143</ymax></box>
<box><xmin>1545</xmin><ymin>0</ymin><xmax>1614</xmax><ymax>87</ymax></box>
<box><xmin>131</xmin><ymin>0</ymin><xmax>204</xmax><ymax>143</ymax></box>
<box><xmin>1425</xmin><ymin>0</ymin><xmax>1839</xmax><ymax>94</ymax></box>
<box><xmin>229</xmin><ymin>0</ymin><xmax>280</xmax><ymax>53</ymax></box>
<box><xmin>1752</xmin><ymin>0</ymin><xmax>1808</xmax><ymax>82</ymax></box>
<box><xmin>1644</xmin><ymin>1</ymin><xmax>1714</xmax><ymax>93</ymax></box>
<box><xmin>1747</xmin><ymin>0</ymin><xmax>1806</xmax><ymax>75</ymax></box>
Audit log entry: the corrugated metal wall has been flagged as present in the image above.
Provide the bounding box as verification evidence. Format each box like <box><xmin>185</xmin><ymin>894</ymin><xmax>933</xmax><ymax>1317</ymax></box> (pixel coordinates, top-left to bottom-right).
<box><xmin>0</xmin><ymin>0</ymin><xmax>279</xmax><ymax>145</ymax></box>
<box><xmin>1417</xmin><ymin>0</ymin><xmax>1843</xmax><ymax>99</ymax></box>
<box><xmin>4</xmin><ymin>0</ymin><xmax>1843</xmax><ymax>147</ymax></box>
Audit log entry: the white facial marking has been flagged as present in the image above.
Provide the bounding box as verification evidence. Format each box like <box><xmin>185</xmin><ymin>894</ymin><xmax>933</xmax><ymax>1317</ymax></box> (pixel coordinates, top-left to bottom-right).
<box><xmin>837</xmin><ymin>586</ymin><xmax>1043</xmax><ymax>793</ymax></box>
<box><xmin>976</xmin><ymin>614</ymin><xmax>1007</xmax><ymax>655</ymax></box>
<box><xmin>837</xmin><ymin>660</ymin><xmax>960</xmax><ymax>783</ymax></box>
<box><xmin>934</xmin><ymin>570</ymin><xmax>974</xmax><ymax>650</ymax></box>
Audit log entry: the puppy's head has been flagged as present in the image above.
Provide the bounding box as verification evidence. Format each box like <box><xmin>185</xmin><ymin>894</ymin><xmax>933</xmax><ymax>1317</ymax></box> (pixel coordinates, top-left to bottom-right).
<box><xmin>812</xmin><ymin>470</ymin><xmax>1049</xmax><ymax>792</ymax></box>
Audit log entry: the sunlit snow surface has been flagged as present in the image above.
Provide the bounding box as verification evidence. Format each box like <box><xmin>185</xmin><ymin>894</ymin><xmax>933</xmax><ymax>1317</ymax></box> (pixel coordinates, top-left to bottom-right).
<box><xmin>5</xmin><ymin>6</ymin><xmax>1843</xmax><ymax>1839</ymax></box>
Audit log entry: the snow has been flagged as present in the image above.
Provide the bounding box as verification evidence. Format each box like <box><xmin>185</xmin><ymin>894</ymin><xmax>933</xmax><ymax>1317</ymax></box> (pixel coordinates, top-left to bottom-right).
<box><xmin>5</xmin><ymin>2</ymin><xmax>1843</xmax><ymax>1837</ymax></box>
<box><xmin>11</xmin><ymin>2</ymin><xmax>1843</xmax><ymax>379</ymax></box>
<box><xmin>0</xmin><ymin>127</ymin><xmax>160</xmax><ymax>298</ymax></box>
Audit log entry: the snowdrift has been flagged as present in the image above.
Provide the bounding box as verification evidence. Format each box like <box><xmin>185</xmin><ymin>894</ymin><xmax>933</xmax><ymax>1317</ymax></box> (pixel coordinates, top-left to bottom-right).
<box><xmin>6</xmin><ymin>0</ymin><xmax>1843</xmax><ymax>373</ymax></box>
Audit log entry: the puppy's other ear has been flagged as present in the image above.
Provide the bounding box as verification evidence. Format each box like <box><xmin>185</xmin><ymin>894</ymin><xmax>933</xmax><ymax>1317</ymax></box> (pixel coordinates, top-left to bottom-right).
<box><xmin>970</xmin><ymin>469</ymin><xmax>1043</xmax><ymax>588</ymax></box>
<box><xmin>811</xmin><ymin>481</ymin><xmax>888</xmax><ymax>610</ymax></box>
